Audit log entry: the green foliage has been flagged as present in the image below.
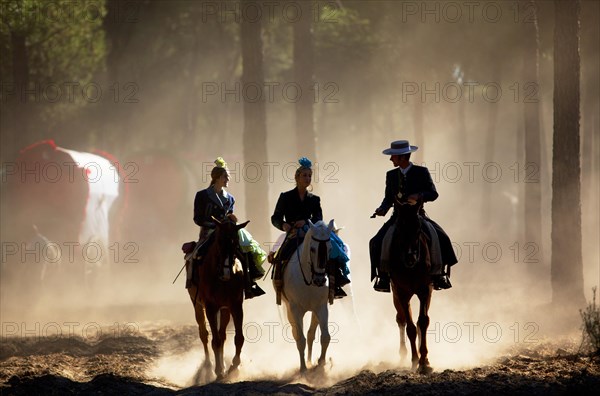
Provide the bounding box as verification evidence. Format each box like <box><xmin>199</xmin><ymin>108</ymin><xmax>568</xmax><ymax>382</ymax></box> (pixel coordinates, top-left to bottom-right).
<box><xmin>580</xmin><ymin>287</ymin><xmax>600</xmax><ymax>354</ymax></box>
<box><xmin>314</xmin><ymin>4</ymin><xmax>377</xmax><ymax>60</ymax></box>
<box><xmin>1</xmin><ymin>0</ymin><xmax>106</xmax><ymax>84</ymax></box>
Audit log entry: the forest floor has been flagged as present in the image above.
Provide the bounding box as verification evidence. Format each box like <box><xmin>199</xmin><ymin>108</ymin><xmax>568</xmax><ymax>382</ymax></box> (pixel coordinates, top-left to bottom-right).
<box><xmin>2</xmin><ymin>323</ymin><xmax>599</xmax><ymax>395</ymax></box>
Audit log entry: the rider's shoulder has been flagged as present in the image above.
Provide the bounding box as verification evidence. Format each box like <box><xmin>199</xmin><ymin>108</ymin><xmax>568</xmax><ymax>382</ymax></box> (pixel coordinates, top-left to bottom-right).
<box><xmin>386</xmin><ymin>168</ymin><xmax>400</xmax><ymax>177</ymax></box>
<box><xmin>307</xmin><ymin>192</ymin><xmax>320</xmax><ymax>201</ymax></box>
<box><xmin>196</xmin><ymin>186</ymin><xmax>212</xmax><ymax>197</ymax></box>
<box><xmin>410</xmin><ymin>164</ymin><xmax>429</xmax><ymax>172</ymax></box>
<box><xmin>281</xmin><ymin>189</ymin><xmax>296</xmax><ymax>198</ymax></box>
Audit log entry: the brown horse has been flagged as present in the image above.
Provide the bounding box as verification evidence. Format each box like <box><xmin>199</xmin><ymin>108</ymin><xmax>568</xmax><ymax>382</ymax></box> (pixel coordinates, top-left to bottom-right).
<box><xmin>389</xmin><ymin>202</ymin><xmax>433</xmax><ymax>374</ymax></box>
<box><xmin>187</xmin><ymin>219</ymin><xmax>249</xmax><ymax>381</ymax></box>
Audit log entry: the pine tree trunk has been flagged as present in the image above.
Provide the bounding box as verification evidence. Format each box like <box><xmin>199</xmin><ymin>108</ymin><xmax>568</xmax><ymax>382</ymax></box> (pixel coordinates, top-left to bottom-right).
<box><xmin>522</xmin><ymin>0</ymin><xmax>544</xmax><ymax>273</ymax></box>
<box><xmin>293</xmin><ymin>0</ymin><xmax>316</xmax><ymax>161</ymax></box>
<box><xmin>10</xmin><ymin>32</ymin><xmax>31</xmax><ymax>153</ymax></box>
<box><xmin>551</xmin><ymin>0</ymin><xmax>585</xmax><ymax>306</ymax></box>
<box><xmin>241</xmin><ymin>0</ymin><xmax>269</xmax><ymax>243</ymax></box>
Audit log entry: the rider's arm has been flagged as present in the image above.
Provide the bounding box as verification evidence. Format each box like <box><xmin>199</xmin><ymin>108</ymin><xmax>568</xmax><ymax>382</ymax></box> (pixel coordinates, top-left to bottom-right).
<box><xmin>377</xmin><ymin>170</ymin><xmax>394</xmax><ymax>215</ymax></box>
<box><xmin>310</xmin><ymin>195</ymin><xmax>323</xmax><ymax>224</ymax></box>
<box><xmin>271</xmin><ymin>192</ymin><xmax>287</xmax><ymax>231</ymax></box>
<box><xmin>420</xmin><ymin>168</ymin><xmax>439</xmax><ymax>202</ymax></box>
<box><xmin>193</xmin><ymin>190</ymin><xmax>216</xmax><ymax>228</ymax></box>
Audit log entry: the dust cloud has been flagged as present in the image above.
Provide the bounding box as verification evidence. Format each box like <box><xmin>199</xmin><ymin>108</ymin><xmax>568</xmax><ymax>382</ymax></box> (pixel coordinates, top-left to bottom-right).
<box><xmin>1</xmin><ymin>0</ymin><xmax>598</xmax><ymax>390</ymax></box>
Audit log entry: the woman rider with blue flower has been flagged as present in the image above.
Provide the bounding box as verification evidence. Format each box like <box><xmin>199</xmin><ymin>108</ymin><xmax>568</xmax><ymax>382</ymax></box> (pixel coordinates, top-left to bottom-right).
<box><xmin>271</xmin><ymin>157</ymin><xmax>349</xmax><ymax>299</ymax></box>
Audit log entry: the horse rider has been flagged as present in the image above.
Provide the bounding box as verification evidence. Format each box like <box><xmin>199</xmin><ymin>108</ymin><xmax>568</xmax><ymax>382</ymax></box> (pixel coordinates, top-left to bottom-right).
<box><xmin>370</xmin><ymin>140</ymin><xmax>457</xmax><ymax>292</ymax></box>
<box><xmin>270</xmin><ymin>157</ymin><xmax>350</xmax><ymax>299</ymax></box>
<box><xmin>187</xmin><ymin>157</ymin><xmax>265</xmax><ymax>299</ymax></box>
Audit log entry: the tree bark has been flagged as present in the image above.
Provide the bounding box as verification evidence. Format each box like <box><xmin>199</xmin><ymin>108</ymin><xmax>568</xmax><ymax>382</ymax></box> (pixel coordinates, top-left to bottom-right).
<box><xmin>522</xmin><ymin>0</ymin><xmax>544</xmax><ymax>273</ymax></box>
<box><xmin>241</xmin><ymin>0</ymin><xmax>269</xmax><ymax>244</ymax></box>
<box><xmin>293</xmin><ymin>0</ymin><xmax>316</xmax><ymax>161</ymax></box>
<box><xmin>551</xmin><ymin>0</ymin><xmax>585</xmax><ymax>306</ymax></box>
<box><xmin>9</xmin><ymin>31</ymin><xmax>31</xmax><ymax>153</ymax></box>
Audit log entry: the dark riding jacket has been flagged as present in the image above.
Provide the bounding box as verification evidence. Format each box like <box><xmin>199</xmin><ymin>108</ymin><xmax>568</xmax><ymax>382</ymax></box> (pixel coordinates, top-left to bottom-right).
<box><xmin>194</xmin><ymin>186</ymin><xmax>234</xmax><ymax>240</ymax></box>
<box><xmin>378</xmin><ymin>165</ymin><xmax>438</xmax><ymax>218</ymax></box>
<box><xmin>271</xmin><ymin>188</ymin><xmax>323</xmax><ymax>231</ymax></box>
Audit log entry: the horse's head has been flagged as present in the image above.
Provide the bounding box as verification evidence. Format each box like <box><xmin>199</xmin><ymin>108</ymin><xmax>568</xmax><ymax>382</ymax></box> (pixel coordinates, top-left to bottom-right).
<box><xmin>392</xmin><ymin>204</ymin><xmax>426</xmax><ymax>269</ymax></box>
<box><xmin>212</xmin><ymin>217</ymin><xmax>249</xmax><ymax>279</ymax></box>
<box><xmin>214</xmin><ymin>218</ymin><xmax>248</xmax><ymax>249</ymax></box>
<box><xmin>300</xmin><ymin>219</ymin><xmax>333</xmax><ymax>287</ymax></box>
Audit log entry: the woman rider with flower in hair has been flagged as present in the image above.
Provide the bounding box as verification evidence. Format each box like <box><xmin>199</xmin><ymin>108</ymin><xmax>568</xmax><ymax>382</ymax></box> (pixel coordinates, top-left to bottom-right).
<box><xmin>271</xmin><ymin>157</ymin><xmax>349</xmax><ymax>299</ymax></box>
<box><xmin>188</xmin><ymin>157</ymin><xmax>265</xmax><ymax>299</ymax></box>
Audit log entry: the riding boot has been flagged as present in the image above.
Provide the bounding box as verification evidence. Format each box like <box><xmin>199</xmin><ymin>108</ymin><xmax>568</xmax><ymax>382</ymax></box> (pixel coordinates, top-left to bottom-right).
<box><xmin>248</xmin><ymin>256</ymin><xmax>266</xmax><ymax>298</ymax></box>
<box><xmin>432</xmin><ymin>265</ymin><xmax>452</xmax><ymax>290</ymax></box>
<box><xmin>332</xmin><ymin>266</ymin><xmax>348</xmax><ymax>299</ymax></box>
<box><xmin>335</xmin><ymin>265</ymin><xmax>351</xmax><ymax>288</ymax></box>
<box><xmin>373</xmin><ymin>271</ymin><xmax>391</xmax><ymax>293</ymax></box>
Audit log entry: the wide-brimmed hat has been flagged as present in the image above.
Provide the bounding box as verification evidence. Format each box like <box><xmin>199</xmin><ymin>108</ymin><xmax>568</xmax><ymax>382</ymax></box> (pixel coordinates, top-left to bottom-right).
<box><xmin>382</xmin><ymin>140</ymin><xmax>419</xmax><ymax>155</ymax></box>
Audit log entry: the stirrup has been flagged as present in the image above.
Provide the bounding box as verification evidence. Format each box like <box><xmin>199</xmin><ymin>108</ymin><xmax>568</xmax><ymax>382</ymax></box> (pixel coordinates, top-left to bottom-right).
<box><xmin>373</xmin><ymin>276</ymin><xmax>390</xmax><ymax>293</ymax></box>
<box><xmin>244</xmin><ymin>287</ymin><xmax>255</xmax><ymax>300</ymax></box>
<box><xmin>432</xmin><ymin>275</ymin><xmax>452</xmax><ymax>290</ymax></box>
<box><xmin>251</xmin><ymin>283</ymin><xmax>265</xmax><ymax>297</ymax></box>
<box><xmin>334</xmin><ymin>287</ymin><xmax>347</xmax><ymax>299</ymax></box>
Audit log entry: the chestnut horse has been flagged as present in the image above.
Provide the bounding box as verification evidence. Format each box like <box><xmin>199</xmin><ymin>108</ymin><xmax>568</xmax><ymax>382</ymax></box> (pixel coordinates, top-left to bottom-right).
<box><xmin>389</xmin><ymin>202</ymin><xmax>433</xmax><ymax>374</ymax></box>
<box><xmin>187</xmin><ymin>219</ymin><xmax>249</xmax><ymax>380</ymax></box>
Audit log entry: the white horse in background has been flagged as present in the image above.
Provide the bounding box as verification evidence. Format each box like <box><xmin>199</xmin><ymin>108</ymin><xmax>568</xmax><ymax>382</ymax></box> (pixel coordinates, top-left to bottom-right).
<box><xmin>279</xmin><ymin>219</ymin><xmax>334</xmax><ymax>372</ymax></box>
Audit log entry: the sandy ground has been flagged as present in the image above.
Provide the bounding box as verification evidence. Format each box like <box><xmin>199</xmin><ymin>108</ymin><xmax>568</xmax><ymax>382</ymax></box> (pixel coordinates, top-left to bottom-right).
<box><xmin>2</xmin><ymin>322</ymin><xmax>599</xmax><ymax>395</ymax></box>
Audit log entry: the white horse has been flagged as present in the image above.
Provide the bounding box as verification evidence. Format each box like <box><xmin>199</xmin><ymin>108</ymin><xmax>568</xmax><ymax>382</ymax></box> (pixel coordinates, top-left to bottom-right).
<box><xmin>280</xmin><ymin>219</ymin><xmax>334</xmax><ymax>372</ymax></box>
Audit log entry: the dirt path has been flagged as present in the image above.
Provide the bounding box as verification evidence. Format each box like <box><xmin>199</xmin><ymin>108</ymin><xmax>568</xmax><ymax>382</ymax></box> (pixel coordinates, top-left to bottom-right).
<box><xmin>2</xmin><ymin>325</ymin><xmax>599</xmax><ymax>395</ymax></box>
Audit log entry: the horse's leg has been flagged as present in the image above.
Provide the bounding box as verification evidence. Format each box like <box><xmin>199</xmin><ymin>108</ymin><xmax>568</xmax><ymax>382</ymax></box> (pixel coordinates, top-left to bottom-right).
<box><xmin>392</xmin><ymin>288</ymin><xmax>408</xmax><ymax>364</ymax></box>
<box><xmin>315</xmin><ymin>305</ymin><xmax>331</xmax><ymax>367</ymax></box>
<box><xmin>218</xmin><ymin>308</ymin><xmax>231</xmax><ymax>376</ymax></box>
<box><xmin>396</xmin><ymin>291</ymin><xmax>418</xmax><ymax>370</ymax></box>
<box><xmin>229</xmin><ymin>302</ymin><xmax>244</xmax><ymax>373</ymax></box>
<box><xmin>205</xmin><ymin>303</ymin><xmax>224</xmax><ymax>380</ymax></box>
<box><xmin>416</xmin><ymin>286</ymin><xmax>433</xmax><ymax>374</ymax></box>
<box><xmin>306</xmin><ymin>312</ymin><xmax>319</xmax><ymax>366</ymax></box>
<box><xmin>287</xmin><ymin>304</ymin><xmax>307</xmax><ymax>372</ymax></box>
<box><xmin>188</xmin><ymin>288</ymin><xmax>211</xmax><ymax>371</ymax></box>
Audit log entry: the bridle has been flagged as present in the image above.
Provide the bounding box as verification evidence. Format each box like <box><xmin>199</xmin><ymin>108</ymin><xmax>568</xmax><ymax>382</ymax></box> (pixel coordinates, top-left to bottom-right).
<box><xmin>298</xmin><ymin>233</ymin><xmax>330</xmax><ymax>286</ymax></box>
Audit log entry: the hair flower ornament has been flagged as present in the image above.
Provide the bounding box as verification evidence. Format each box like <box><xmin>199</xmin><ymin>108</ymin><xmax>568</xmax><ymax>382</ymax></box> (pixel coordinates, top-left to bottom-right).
<box><xmin>298</xmin><ymin>157</ymin><xmax>312</xmax><ymax>169</ymax></box>
<box><xmin>214</xmin><ymin>157</ymin><xmax>228</xmax><ymax>169</ymax></box>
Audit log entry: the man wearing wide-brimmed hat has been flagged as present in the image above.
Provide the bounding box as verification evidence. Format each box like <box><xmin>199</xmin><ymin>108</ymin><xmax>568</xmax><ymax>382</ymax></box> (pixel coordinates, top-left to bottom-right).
<box><xmin>370</xmin><ymin>140</ymin><xmax>457</xmax><ymax>292</ymax></box>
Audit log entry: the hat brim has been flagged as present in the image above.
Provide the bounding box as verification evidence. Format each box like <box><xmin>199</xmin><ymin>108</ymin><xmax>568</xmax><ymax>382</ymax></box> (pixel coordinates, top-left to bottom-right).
<box><xmin>382</xmin><ymin>146</ymin><xmax>418</xmax><ymax>155</ymax></box>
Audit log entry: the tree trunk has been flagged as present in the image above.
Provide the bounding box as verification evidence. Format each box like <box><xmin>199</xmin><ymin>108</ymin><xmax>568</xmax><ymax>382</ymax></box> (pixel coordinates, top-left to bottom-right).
<box><xmin>9</xmin><ymin>31</ymin><xmax>31</xmax><ymax>153</ymax></box>
<box><xmin>522</xmin><ymin>0</ymin><xmax>544</xmax><ymax>273</ymax></box>
<box><xmin>481</xmin><ymin>67</ymin><xmax>500</xmax><ymax>228</ymax></box>
<box><xmin>413</xmin><ymin>99</ymin><xmax>424</xmax><ymax>159</ymax></box>
<box><xmin>241</xmin><ymin>0</ymin><xmax>269</xmax><ymax>244</ymax></box>
<box><xmin>293</xmin><ymin>0</ymin><xmax>316</xmax><ymax>161</ymax></box>
<box><xmin>551</xmin><ymin>0</ymin><xmax>585</xmax><ymax>307</ymax></box>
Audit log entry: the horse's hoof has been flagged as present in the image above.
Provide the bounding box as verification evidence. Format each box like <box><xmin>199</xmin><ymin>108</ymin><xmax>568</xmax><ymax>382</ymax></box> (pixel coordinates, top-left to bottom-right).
<box><xmin>417</xmin><ymin>364</ymin><xmax>433</xmax><ymax>375</ymax></box>
<box><xmin>227</xmin><ymin>365</ymin><xmax>240</xmax><ymax>376</ymax></box>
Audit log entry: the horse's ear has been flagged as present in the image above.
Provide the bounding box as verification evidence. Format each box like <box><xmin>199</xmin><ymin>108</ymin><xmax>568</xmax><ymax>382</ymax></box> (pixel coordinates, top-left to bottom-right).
<box><xmin>327</xmin><ymin>219</ymin><xmax>335</xmax><ymax>232</ymax></box>
<box><xmin>211</xmin><ymin>216</ymin><xmax>222</xmax><ymax>225</ymax></box>
<box><xmin>236</xmin><ymin>220</ymin><xmax>250</xmax><ymax>230</ymax></box>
